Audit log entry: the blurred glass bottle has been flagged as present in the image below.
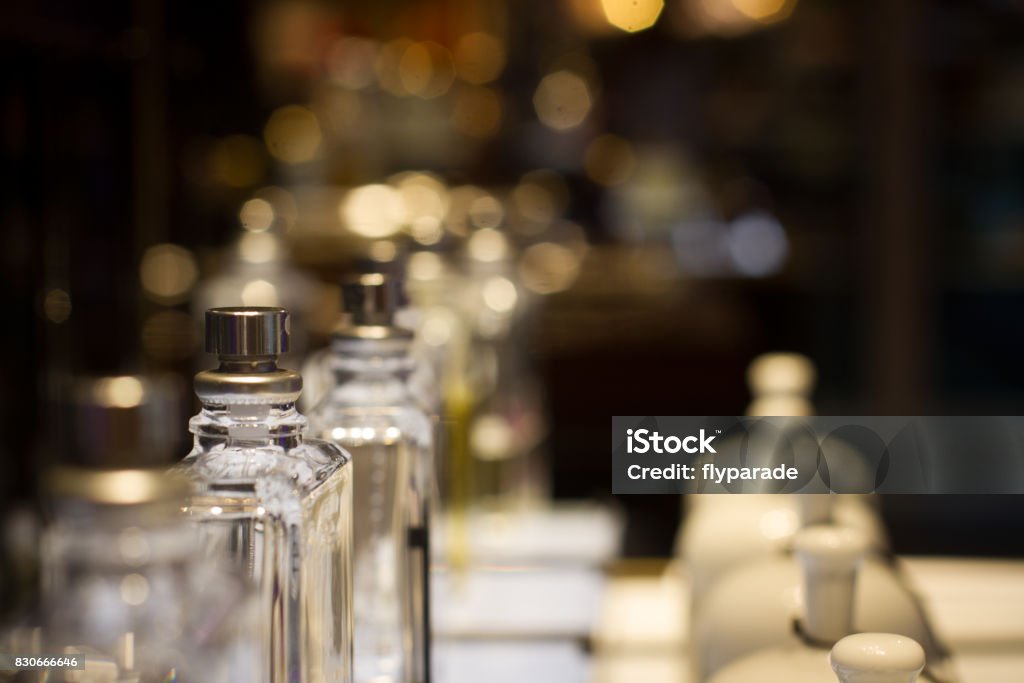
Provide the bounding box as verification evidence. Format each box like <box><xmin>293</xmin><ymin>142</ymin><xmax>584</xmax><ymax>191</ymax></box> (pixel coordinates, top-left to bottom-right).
<box><xmin>460</xmin><ymin>227</ymin><xmax>545</xmax><ymax>509</ymax></box>
<box><xmin>192</xmin><ymin>197</ymin><xmax>320</xmax><ymax>365</ymax></box>
<box><xmin>3</xmin><ymin>375</ymin><xmax>259</xmax><ymax>682</ymax></box>
<box><xmin>179</xmin><ymin>308</ymin><xmax>352</xmax><ymax>683</ymax></box>
<box><xmin>308</xmin><ymin>275</ymin><xmax>434</xmax><ymax>683</ymax></box>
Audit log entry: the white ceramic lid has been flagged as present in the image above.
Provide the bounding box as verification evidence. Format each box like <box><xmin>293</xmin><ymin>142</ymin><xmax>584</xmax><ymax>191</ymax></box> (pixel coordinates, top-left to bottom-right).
<box><xmin>831</xmin><ymin>633</ymin><xmax>926</xmax><ymax>683</ymax></box>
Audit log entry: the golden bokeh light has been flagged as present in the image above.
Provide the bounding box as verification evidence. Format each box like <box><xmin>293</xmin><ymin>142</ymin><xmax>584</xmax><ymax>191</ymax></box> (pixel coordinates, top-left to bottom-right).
<box><xmin>452</xmin><ymin>85</ymin><xmax>503</xmax><ymax>138</ymax></box>
<box><xmin>565</xmin><ymin>0</ymin><xmax>620</xmax><ymax>35</ymax></box>
<box><xmin>407</xmin><ymin>251</ymin><xmax>444</xmax><ymax>282</ymax></box>
<box><xmin>264</xmin><ymin>105</ymin><xmax>322</xmax><ymax>164</ymax></box>
<box><xmin>368</xmin><ymin>239</ymin><xmax>398</xmax><ymax>263</ymax></box>
<box><xmin>471</xmin><ymin>413</ymin><xmax>514</xmax><ymax>461</ymax></box>
<box><xmin>139</xmin><ymin>243</ymin><xmax>199</xmax><ymax>305</ymax></box>
<box><xmin>445</xmin><ymin>185</ymin><xmax>486</xmax><ymax>236</ymax></box>
<box><xmin>518</xmin><ymin>241</ymin><xmax>583</xmax><ymax>295</ymax></box>
<box><xmin>209</xmin><ymin>135</ymin><xmax>266</xmax><ymax>188</ymax></box>
<box><xmin>584</xmin><ymin>134</ymin><xmax>637</xmax><ymax>186</ymax></box>
<box><xmin>512</xmin><ymin>182</ymin><xmax>557</xmax><ymax>231</ymax></box>
<box><xmin>241</xmin><ymin>279</ymin><xmax>280</xmax><ymax>306</ymax></box>
<box><xmin>140</xmin><ymin>310</ymin><xmax>200</xmax><ymax>361</ymax></box>
<box><xmin>467</xmin><ymin>227</ymin><xmax>510</xmax><ymax>263</ymax></box>
<box><xmin>42</xmin><ymin>288</ymin><xmax>71</xmax><ymax>323</ymax></box>
<box><xmin>255</xmin><ymin>186</ymin><xmax>298</xmax><ymax>232</ymax></box>
<box><xmin>393</xmin><ymin>172</ymin><xmax>449</xmax><ymax>222</ymax></box>
<box><xmin>453</xmin><ymin>32</ymin><xmax>507</xmax><ymax>85</ymax></box>
<box><xmin>602</xmin><ymin>0</ymin><xmax>665</xmax><ymax>32</ymax></box>
<box><xmin>375</xmin><ymin>39</ymin><xmax>414</xmax><ymax>96</ymax></box>
<box><xmin>732</xmin><ymin>0</ymin><xmax>795</xmax><ymax>22</ymax></box>
<box><xmin>482</xmin><ymin>276</ymin><xmax>518</xmax><ymax>313</ymax></box>
<box><xmin>399</xmin><ymin>41</ymin><xmax>455</xmax><ymax>100</ymax></box>
<box><xmin>238</xmin><ymin>232</ymin><xmax>279</xmax><ymax>264</ymax></box>
<box><xmin>341</xmin><ymin>184</ymin><xmax>406</xmax><ymax>239</ymax></box>
<box><xmin>410</xmin><ymin>217</ymin><xmax>443</xmax><ymax>245</ymax></box>
<box><xmin>533</xmin><ymin>70</ymin><xmax>592</xmax><ymax>131</ymax></box>
<box><xmin>468</xmin><ymin>194</ymin><xmax>505</xmax><ymax>230</ymax></box>
<box><xmin>239</xmin><ymin>197</ymin><xmax>275</xmax><ymax>233</ymax></box>
<box><xmin>92</xmin><ymin>376</ymin><xmax>145</xmax><ymax>409</ymax></box>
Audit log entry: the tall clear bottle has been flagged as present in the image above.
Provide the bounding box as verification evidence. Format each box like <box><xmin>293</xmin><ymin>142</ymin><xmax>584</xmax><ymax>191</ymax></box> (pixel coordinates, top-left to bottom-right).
<box><xmin>31</xmin><ymin>467</ymin><xmax>262</xmax><ymax>682</ymax></box>
<box><xmin>308</xmin><ymin>275</ymin><xmax>434</xmax><ymax>683</ymax></box>
<box><xmin>179</xmin><ymin>307</ymin><xmax>353</xmax><ymax>683</ymax></box>
<box><xmin>3</xmin><ymin>375</ymin><xmax>260</xmax><ymax>683</ymax></box>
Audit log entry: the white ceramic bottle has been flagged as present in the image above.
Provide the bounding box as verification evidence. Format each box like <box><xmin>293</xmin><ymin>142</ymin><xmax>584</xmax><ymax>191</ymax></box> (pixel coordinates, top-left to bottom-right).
<box><xmin>695</xmin><ymin>526</ymin><xmax>951</xmax><ymax>682</ymax></box>
<box><xmin>677</xmin><ymin>353</ymin><xmax>888</xmax><ymax>599</ymax></box>
<box><xmin>710</xmin><ymin>632</ymin><xmax>932</xmax><ymax>683</ymax></box>
<box><xmin>708</xmin><ymin>527</ymin><xmax>936</xmax><ymax>683</ymax></box>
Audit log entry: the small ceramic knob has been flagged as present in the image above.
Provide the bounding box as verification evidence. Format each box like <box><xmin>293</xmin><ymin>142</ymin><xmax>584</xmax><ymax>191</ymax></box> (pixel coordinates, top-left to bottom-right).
<box><xmin>746</xmin><ymin>352</ymin><xmax>817</xmax><ymax>397</ymax></box>
<box><xmin>798</xmin><ymin>494</ymin><xmax>833</xmax><ymax>526</ymax></box>
<box><xmin>831</xmin><ymin>633</ymin><xmax>926</xmax><ymax>683</ymax></box>
<box><xmin>793</xmin><ymin>525</ymin><xmax>869</xmax><ymax>644</ymax></box>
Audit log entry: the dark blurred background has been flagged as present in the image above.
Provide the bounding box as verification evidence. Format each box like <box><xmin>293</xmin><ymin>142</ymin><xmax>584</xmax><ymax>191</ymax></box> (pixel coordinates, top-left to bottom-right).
<box><xmin>2</xmin><ymin>0</ymin><xmax>1024</xmax><ymax>591</ymax></box>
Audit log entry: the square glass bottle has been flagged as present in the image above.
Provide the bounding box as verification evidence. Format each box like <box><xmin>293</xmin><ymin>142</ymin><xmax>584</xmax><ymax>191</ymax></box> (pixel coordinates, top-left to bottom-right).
<box><xmin>180</xmin><ymin>307</ymin><xmax>353</xmax><ymax>683</ymax></box>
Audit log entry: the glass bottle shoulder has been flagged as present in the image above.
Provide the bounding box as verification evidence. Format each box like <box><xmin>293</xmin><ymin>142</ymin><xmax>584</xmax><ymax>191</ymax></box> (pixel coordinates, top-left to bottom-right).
<box><xmin>181</xmin><ymin>406</ymin><xmax>351</xmax><ymax>496</ymax></box>
<box><xmin>183</xmin><ymin>439</ymin><xmax>349</xmax><ymax>494</ymax></box>
<box><xmin>308</xmin><ymin>400</ymin><xmax>432</xmax><ymax>449</ymax></box>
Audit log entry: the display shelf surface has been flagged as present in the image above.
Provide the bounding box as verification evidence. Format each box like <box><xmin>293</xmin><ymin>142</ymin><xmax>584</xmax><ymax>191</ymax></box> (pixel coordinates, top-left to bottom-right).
<box><xmin>432</xmin><ymin>502</ymin><xmax>625</xmax><ymax>566</ymax></box>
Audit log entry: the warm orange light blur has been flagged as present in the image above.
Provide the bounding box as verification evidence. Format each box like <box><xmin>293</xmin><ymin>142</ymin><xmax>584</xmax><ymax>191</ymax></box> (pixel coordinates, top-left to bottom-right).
<box><xmin>239</xmin><ymin>198</ymin><xmax>275</xmax><ymax>233</ymax></box>
<box><xmin>375</xmin><ymin>39</ymin><xmax>414</xmax><ymax>96</ymax></box>
<box><xmin>42</xmin><ymin>288</ymin><xmax>71</xmax><ymax>323</ymax></box>
<box><xmin>139</xmin><ymin>243</ymin><xmax>199</xmax><ymax>305</ymax></box>
<box><xmin>601</xmin><ymin>0</ymin><xmax>665</xmax><ymax>33</ymax></box>
<box><xmin>533</xmin><ymin>70</ymin><xmax>593</xmax><ymax>131</ymax></box>
<box><xmin>732</xmin><ymin>0</ymin><xmax>795</xmax><ymax>23</ymax></box>
<box><xmin>454</xmin><ymin>32</ymin><xmax>507</xmax><ymax>85</ymax></box>
<box><xmin>445</xmin><ymin>185</ymin><xmax>487</xmax><ymax>236</ymax></box>
<box><xmin>399</xmin><ymin>41</ymin><xmax>455</xmax><ymax>100</ymax></box>
<box><xmin>264</xmin><ymin>105</ymin><xmax>322</xmax><ymax>164</ymax></box>
<box><xmin>392</xmin><ymin>172</ymin><xmax>449</xmax><ymax>222</ymax></box>
<box><xmin>518</xmin><ymin>242</ymin><xmax>584</xmax><ymax>295</ymax></box>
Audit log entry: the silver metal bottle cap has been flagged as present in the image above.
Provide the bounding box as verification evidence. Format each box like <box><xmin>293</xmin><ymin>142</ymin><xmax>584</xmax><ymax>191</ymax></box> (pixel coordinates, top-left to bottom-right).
<box><xmin>196</xmin><ymin>307</ymin><xmax>302</xmax><ymax>400</ymax></box>
<box><xmin>336</xmin><ymin>274</ymin><xmax>413</xmax><ymax>342</ymax></box>
<box><xmin>205</xmin><ymin>307</ymin><xmax>289</xmax><ymax>357</ymax></box>
<box><xmin>342</xmin><ymin>274</ymin><xmax>398</xmax><ymax>326</ymax></box>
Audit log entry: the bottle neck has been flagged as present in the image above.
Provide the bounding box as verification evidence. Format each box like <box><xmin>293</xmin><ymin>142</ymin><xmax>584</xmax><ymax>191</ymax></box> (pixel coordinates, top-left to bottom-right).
<box><xmin>192</xmin><ymin>355</ymin><xmax>306</xmax><ymax>450</ymax></box>
<box><xmin>328</xmin><ymin>336</ymin><xmax>417</xmax><ymax>403</ymax></box>
<box><xmin>191</xmin><ymin>400</ymin><xmax>307</xmax><ymax>451</ymax></box>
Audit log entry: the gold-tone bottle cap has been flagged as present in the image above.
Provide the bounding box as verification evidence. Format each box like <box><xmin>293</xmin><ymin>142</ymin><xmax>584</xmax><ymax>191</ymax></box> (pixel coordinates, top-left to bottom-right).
<box><xmin>43</xmin><ymin>466</ymin><xmax>190</xmax><ymax>506</ymax></box>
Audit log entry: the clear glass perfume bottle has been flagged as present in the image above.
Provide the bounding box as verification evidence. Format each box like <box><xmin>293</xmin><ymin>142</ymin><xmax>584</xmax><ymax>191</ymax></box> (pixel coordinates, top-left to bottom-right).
<box><xmin>2</xmin><ymin>375</ymin><xmax>260</xmax><ymax>683</ymax></box>
<box><xmin>29</xmin><ymin>466</ymin><xmax>262</xmax><ymax>683</ymax></box>
<box><xmin>308</xmin><ymin>275</ymin><xmax>434</xmax><ymax>683</ymax></box>
<box><xmin>180</xmin><ymin>307</ymin><xmax>353</xmax><ymax>683</ymax></box>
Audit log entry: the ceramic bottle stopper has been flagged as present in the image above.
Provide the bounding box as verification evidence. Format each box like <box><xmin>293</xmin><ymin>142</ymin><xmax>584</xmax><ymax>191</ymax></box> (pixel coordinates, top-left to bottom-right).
<box><xmin>831</xmin><ymin>633</ymin><xmax>927</xmax><ymax>683</ymax></box>
<box><xmin>745</xmin><ymin>351</ymin><xmax>816</xmax><ymax>417</ymax></box>
<box><xmin>794</xmin><ymin>525</ymin><xmax>870</xmax><ymax>644</ymax></box>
